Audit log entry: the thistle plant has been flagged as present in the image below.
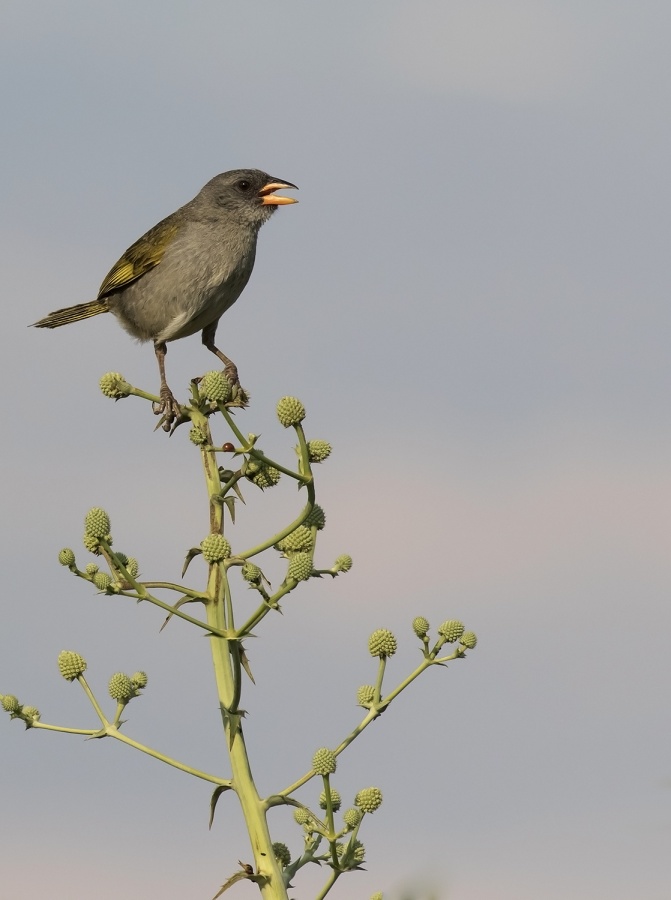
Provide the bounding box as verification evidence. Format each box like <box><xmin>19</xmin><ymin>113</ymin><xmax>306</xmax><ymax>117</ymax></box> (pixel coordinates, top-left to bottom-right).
<box><xmin>1</xmin><ymin>371</ymin><xmax>478</xmax><ymax>900</ymax></box>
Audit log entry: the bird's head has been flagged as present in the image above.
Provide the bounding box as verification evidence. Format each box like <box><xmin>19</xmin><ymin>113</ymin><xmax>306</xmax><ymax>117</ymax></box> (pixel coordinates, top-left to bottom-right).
<box><xmin>193</xmin><ymin>169</ymin><xmax>298</xmax><ymax>229</ymax></box>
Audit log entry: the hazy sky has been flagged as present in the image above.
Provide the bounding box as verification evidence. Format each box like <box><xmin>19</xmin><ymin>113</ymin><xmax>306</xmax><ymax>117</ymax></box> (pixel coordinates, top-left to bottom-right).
<box><xmin>1</xmin><ymin>3</ymin><xmax>670</xmax><ymax>899</ymax></box>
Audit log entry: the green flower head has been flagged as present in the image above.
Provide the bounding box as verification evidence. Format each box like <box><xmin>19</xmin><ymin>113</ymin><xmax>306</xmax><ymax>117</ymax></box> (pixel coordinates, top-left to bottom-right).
<box><xmin>333</xmin><ymin>554</ymin><xmax>353</xmax><ymax>573</ymax></box>
<box><xmin>319</xmin><ymin>788</ymin><xmax>341</xmax><ymax>811</ymax></box>
<box><xmin>84</xmin><ymin>508</ymin><xmax>111</xmax><ymax>540</ymax></box>
<box><xmin>343</xmin><ymin>807</ymin><xmax>362</xmax><ymax>829</ymax></box>
<box><xmin>99</xmin><ymin>372</ymin><xmax>130</xmax><ymax>399</ymax></box>
<box><xmin>272</xmin><ymin>842</ymin><xmax>291</xmax><ymax>868</ymax></box>
<box><xmin>293</xmin><ymin>807</ymin><xmax>311</xmax><ymax>825</ymax></box>
<box><xmin>355</xmin><ymin>787</ymin><xmax>383</xmax><ymax>813</ymax></box>
<box><xmin>312</xmin><ymin>747</ymin><xmax>337</xmax><ymax>776</ymax></box>
<box><xmin>57</xmin><ymin>650</ymin><xmax>87</xmax><ymax>681</ymax></box>
<box><xmin>276</xmin><ymin>526</ymin><xmax>313</xmax><ymax>554</ymax></box>
<box><xmin>58</xmin><ymin>548</ymin><xmax>76</xmax><ymax>567</ymax></box>
<box><xmin>438</xmin><ymin>620</ymin><xmax>465</xmax><ymax>643</ymax></box>
<box><xmin>460</xmin><ymin>630</ymin><xmax>478</xmax><ymax>649</ymax></box>
<box><xmin>276</xmin><ymin>396</ymin><xmax>306</xmax><ymax>427</ymax></box>
<box><xmin>287</xmin><ymin>552</ymin><xmax>313</xmax><ymax>582</ymax></box>
<box><xmin>1</xmin><ymin>695</ymin><xmax>20</xmax><ymax>713</ymax></box>
<box><xmin>368</xmin><ymin>629</ymin><xmax>397</xmax><ymax>658</ymax></box>
<box><xmin>307</xmin><ymin>440</ymin><xmax>332</xmax><ymax>463</ymax></box>
<box><xmin>356</xmin><ymin>685</ymin><xmax>375</xmax><ymax>707</ymax></box>
<box><xmin>200</xmin><ymin>533</ymin><xmax>231</xmax><ymax>563</ymax></box>
<box><xmin>412</xmin><ymin>616</ymin><xmax>430</xmax><ymax>638</ymax></box>
<box><xmin>200</xmin><ymin>370</ymin><xmax>232</xmax><ymax>403</ymax></box>
<box><xmin>108</xmin><ymin>673</ymin><xmax>134</xmax><ymax>702</ymax></box>
<box><xmin>242</xmin><ymin>562</ymin><xmax>262</xmax><ymax>584</ymax></box>
<box><xmin>304</xmin><ymin>505</ymin><xmax>326</xmax><ymax>530</ymax></box>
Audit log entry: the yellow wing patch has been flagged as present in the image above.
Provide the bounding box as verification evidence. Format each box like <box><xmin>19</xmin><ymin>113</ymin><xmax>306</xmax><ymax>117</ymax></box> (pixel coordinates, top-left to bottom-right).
<box><xmin>98</xmin><ymin>217</ymin><xmax>180</xmax><ymax>298</ymax></box>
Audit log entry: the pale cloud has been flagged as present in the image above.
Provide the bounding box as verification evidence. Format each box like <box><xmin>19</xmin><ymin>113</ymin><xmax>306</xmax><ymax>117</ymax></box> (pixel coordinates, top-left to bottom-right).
<box><xmin>384</xmin><ymin>0</ymin><xmax>608</xmax><ymax>103</ymax></box>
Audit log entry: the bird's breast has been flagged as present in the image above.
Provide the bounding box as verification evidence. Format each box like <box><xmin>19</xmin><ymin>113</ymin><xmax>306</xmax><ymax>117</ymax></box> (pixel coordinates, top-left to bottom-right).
<box><xmin>108</xmin><ymin>228</ymin><xmax>258</xmax><ymax>343</ymax></box>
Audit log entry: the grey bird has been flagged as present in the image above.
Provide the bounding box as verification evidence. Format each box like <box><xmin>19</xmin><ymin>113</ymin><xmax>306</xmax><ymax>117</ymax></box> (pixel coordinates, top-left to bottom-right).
<box><xmin>33</xmin><ymin>169</ymin><xmax>298</xmax><ymax>429</ymax></box>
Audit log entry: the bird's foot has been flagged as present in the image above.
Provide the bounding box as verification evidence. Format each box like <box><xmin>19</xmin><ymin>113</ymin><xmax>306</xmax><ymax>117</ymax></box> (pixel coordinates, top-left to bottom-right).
<box><xmin>218</xmin><ymin>363</ymin><xmax>248</xmax><ymax>408</ymax></box>
<box><xmin>153</xmin><ymin>384</ymin><xmax>184</xmax><ymax>433</ymax></box>
<box><xmin>223</xmin><ymin>361</ymin><xmax>239</xmax><ymax>386</ymax></box>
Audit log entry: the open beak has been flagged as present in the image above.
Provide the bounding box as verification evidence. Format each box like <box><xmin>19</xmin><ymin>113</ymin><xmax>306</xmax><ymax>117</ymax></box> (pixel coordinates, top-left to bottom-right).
<box><xmin>259</xmin><ymin>179</ymin><xmax>299</xmax><ymax>206</ymax></box>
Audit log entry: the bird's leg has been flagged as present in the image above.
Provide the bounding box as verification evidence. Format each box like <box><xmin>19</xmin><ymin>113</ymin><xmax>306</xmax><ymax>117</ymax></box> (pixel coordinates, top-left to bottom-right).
<box><xmin>153</xmin><ymin>340</ymin><xmax>183</xmax><ymax>431</ymax></box>
<box><xmin>202</xmin><ymin>322</ymin><xmax>239</xmax><ymax>386</ymax></box>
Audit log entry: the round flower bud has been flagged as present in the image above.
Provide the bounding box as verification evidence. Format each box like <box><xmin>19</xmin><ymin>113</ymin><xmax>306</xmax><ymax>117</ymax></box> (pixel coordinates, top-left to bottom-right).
<box><xmin>21</xmin><ymin>706</ymin><xmax>40</xmax><ymax>722</ymax></box>
<box><xmin>131</xmin><ymin>671</ymin><xmax>148</xmax><ymax>689</ymax></box>
<box><xmin>304</xmin><ymin>505</ymin><xmax>326</xmax><ymax>530</ymax></box>
<box><xmin>412</xmin><ymin>616</ymin><xmax>430</xmax><ymax>638</ymax></box>
<box><xmin>336</xmin><ymin>839</ymin><xmax>365</xmax><ymax>864</ymax></box>
<box><xmin>1</xmin><ymin>695</ymin><xmax>20</xmax><ymax>713</ymax></box>
<box><xmin>201</xmin><ymin>533</ymin><xmax>231</xmax><ymax>563</ymax></box>
<box><xmin>276</xmin><ymin>396</ymin><xmax>306</xmax><ymax>427</ymax></box>
<box><xmin>242</xmin><ymin>562</ymin><xmax>262</xmax><ymax>584</ymax></box>
<box><xmin>355</xmin><ymin>787</ymin><xmax>383</xmax><ymax>813</ymax></box>
<box><xmin>58</xmin><ymin>548</ymin><xmax>76</xmax><ymax>567</ymax></box>
<box><xmin>58</xmin><ymin>650</ymin><xmax>87</xmax><ymax>681</ymax></box>
<box><xmin>307</xmin><ymin>440</ymin><xmax>332</xmax><ymax>463</ymax></box>
<box><xmin>343</xmin><ymin>807</ymin><xmax>362</xmax><ymax>829</ymax></box>
<box><xmin>438</xmin><ymin>620</ymin><xmax>465</xmax><ymax>643</ymax></box>
<box><xmin>312</xmin><ymin>747</ymin><xmax>337</xmax><ymax>776</ymax></box>
<box><xmin>319</xmin><ymin>788</ymin><xmax>341</xmax><ymax>811</ymax></box>
<box><xmin>99</xmin><ymin>372</ymin><xmax>130</xmax><ymax>399</ymax></box>
<box><xmin>287</xmin><ymin>553</ymin><xmax>313</xmax><ymax>582</ymax></box>
<box><xmin>272</xmin><ymin>842</ymin><xmax>291</xmax><ymax>867</ymax></box>
<box><xmin>189</xmin><ymin>425</ymin><xmax>208</xmax><ymax>445</ymax></box>
<box><xmin>84</xmin><ymin>508</ymin><xmax>111</xmax><ymax>540</ymax></box>
<box><xmin>356</xmin><ymin>685</ymin><xmax>375</xmax><ymax>707</ymax></box>
<box><xmin>126</xmin><ymin>557</ymin><xmax>139</xmax><ymax>578</ymax></box>
<box><xmin>200</xmin><ymin>370</ymin><xmax>232</xmax><ymax>403</ymax></box>
<box><xmin>370</xmin><ymin>893</ymin><xmax>383</xmax><ymax>900</ymax></box>
<box><xmin>333</xmin><ymin>554</ymin><xmax>353</xmax><ymax>573</ymax></box>
<box><xmin>368</xmin><ymin>629</ymin><xmax>397</xmax><ymax>658</ymax></box>
<box><xmin>276</xmin><ymin>526</ymin><xmax>313</xmax><ymax>553</ymax></box>
<box><xmin>83</xmin><ymin>533</ymin><xmax>103</xmax><ymax>555</ymax></box>
<box><xmin>460</xmin><ymin>630</ymin><xmax>478</xmax><ymax>649</ymax></box>
<box><xmin>252</xmin><ymin>465</ymin><xmax>281</xmax><ymax>489</ymax></box>
<box><xmin>93</xmin><ymin>572</ymin><xmax>113</xmax><ymax>591</ymax></box>
<box><xmin>114</xmin><ymin>552</ymin><xmax>129</xmax><ymax>567</ymax></box>
<box><xmin>85</xmin><ymin>563</ymin><xmax>99</xmax><ymax>575</ymax></box>
<box><xmin>293</xmin><ymin>807</ymin><xmax>311</xmax><ymax>825</ymax></box>
<box><xmin>108</xmin><ymin>673</ymin><xmax>133</xmax><ymax>702</ymax></box>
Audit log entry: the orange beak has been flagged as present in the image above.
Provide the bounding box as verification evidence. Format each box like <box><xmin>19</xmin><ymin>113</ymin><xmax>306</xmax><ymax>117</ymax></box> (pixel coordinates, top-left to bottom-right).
<box><xmin>259</xmin><ymin>179</ymin><xmax>299</xmax><ymax>206</ymax></box>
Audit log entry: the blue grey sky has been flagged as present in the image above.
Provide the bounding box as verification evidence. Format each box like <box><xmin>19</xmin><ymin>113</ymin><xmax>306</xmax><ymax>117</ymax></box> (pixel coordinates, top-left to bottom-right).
<box><xmin>1</xmin><ymin>2</ymin><xmax>670</xmax><ymax>898</ymax></box>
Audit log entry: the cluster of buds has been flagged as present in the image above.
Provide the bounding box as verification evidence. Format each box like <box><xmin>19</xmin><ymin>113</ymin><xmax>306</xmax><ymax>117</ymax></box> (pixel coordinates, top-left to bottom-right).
<box><xmin>108</xmin><ymin>671</ymin><xmax>148</xmax><ymax>705</ymax></box>
<box><xmin>57</xmin><ymin>508</ymin><xmax>139</xmax><ymax>593</ymax></box>
<box><xmin>1</xmin><ymin>693</ymin><xmax>41</xmax><ymax>727</ymax></box>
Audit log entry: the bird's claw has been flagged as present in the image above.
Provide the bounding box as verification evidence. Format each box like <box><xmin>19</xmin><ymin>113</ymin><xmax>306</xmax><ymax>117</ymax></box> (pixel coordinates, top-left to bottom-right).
<box><xmin>153</xmin><ymin>385</ymin><xmax>183</xmax><ymax>433</ymax></box>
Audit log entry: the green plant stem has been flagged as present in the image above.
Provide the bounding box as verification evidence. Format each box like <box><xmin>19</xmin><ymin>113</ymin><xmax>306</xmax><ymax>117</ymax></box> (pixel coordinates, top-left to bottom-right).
<box><xmin>30</xmin><ymin>721</ymin><xmax>229</xmax><ymax>784</ymax></box>
<box><xmin>30</xmin><ymin>722</ymin><xmax>96</xmax><ymax>736</ymax></box>
<box><xmin>238</xmin><ymin>491</ymin><xmax>316</xmax><ymax>560</ymax></box>
<box><xmin>115</xmin><ymin>586</ymin><xmax>228</xmax><ymax>636</ymax></box>
<box><xmin>273</xmin><ymin>648</ymin><xmax>463</xmax><ymax>800</ymax></box>
<box><xmin>374</xmin><ymin>657</ymin><xmax>387</xmax><ymax>703</ymax></box>
<box><xmin>198</xmin><ymin>421</ymin><xmax>288</xmax><ymax>900</ymax></box>
<box><xmin>77</xmin><ymin>674</ymin><xmax>107</xmax><ymax>724</ymax></box>
<box><xmin>315</xmin><ymin>869</ymin><xmax>340</xmax><ymax>900</ymax></box>
<box><xmin>104</xmin><ymin>725</ymin><xmax>231</xmax><ymax>785</ymax></box>
<box><xmin>235</xmin><ymin>580</ymin><xmax>297</xmax><ymax>637</ymax></box>
<box><xmin>140</xmin><ymin>582</ymin><xmax>208</xmax><ymax>598</ymax></box>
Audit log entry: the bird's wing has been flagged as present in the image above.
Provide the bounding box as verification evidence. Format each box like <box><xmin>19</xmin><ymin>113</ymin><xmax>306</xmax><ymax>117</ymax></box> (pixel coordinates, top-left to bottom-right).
<box><xmin>97</xmin><ymin>217</ymin><xmax>180</xmax><ymax>298</ymax></box>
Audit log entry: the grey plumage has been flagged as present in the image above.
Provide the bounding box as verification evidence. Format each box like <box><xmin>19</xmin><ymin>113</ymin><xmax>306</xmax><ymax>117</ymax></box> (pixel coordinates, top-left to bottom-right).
<box><xmin>33</xmin><ymin>168</ymin><xmax>298</xmax><ymax>429</ymax></box>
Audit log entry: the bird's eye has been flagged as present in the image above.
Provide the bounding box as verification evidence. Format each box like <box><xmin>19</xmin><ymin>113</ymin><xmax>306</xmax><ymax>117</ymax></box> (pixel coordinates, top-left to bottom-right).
<box><xmin>237</xmin><ymin>179</ymin><xmax>251</xmax><ymax>192</ymax></box>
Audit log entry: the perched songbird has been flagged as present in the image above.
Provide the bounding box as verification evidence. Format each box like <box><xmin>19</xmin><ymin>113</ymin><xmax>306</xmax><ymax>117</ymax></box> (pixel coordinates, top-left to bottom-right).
<box><xmin>33</xmin><ymin>169</ymin><xmax>298</xmax><ymax>429</ymax></box>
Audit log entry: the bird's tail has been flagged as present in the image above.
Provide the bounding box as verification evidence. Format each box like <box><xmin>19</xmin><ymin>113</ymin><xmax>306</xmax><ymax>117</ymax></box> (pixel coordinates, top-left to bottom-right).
<box><xmin>32</xmin><ymin>300</ymin><xmax>109</xmax><ymax>329</ymax></box>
